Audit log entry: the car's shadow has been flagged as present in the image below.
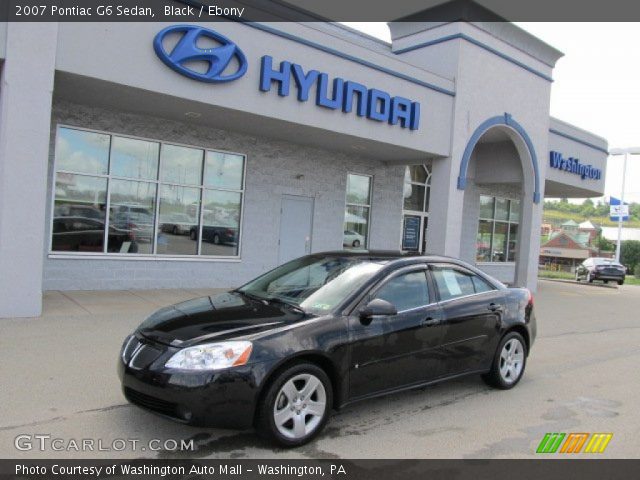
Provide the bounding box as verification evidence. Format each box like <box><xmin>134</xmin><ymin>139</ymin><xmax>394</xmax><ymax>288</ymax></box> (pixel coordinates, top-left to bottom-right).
<box><xmin>112</xmin><ymin>374</ymin><xmax>492</xmax><ymax>458</ymax></box>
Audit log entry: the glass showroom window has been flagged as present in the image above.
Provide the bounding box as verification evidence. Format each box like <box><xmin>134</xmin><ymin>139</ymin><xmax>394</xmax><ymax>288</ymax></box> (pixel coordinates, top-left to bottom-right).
<box><xmin>343</xmin><ymin>173</ymin><xmax>372</xmax><ymax>250</ymax></box>
<box><xmin>476</xmin><ymin>195</ymin><xmax>520</xmax><ymax>262</ymax></box>
<box><xmin>51</xmin><ymin>127</ymin><xmax>245</xmax><ymax>257</ymax></box>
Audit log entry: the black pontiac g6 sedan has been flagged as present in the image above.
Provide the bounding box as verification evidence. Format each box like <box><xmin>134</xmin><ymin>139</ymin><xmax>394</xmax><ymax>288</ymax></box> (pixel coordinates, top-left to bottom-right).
<box><xmin>119</xmin><ymin>251</ymin><xmax>536</xmax><ymax>446</ymax></box>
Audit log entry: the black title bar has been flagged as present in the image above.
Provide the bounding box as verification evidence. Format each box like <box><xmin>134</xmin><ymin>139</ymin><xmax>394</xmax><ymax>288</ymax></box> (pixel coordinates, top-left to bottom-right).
<box><xmin>3</xmin><ymin>459</ymin><xmax>640</xmax><ymax>480</ymax></box>
<box><xmin>3</xmin><ymin>0</ymin><xmax>640</xmax><ymax>21</ymax></box>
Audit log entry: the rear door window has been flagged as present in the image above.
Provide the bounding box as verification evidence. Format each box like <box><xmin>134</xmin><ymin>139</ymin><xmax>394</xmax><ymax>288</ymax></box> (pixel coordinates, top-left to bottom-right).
<box><xmin>431</xmin><ymin>267</ymin><xmax>475</xmax><ymax>301</ymax></box>
<box><xmin>431</xmin><ymin>266</ymin><xmax>496</xmax><ymax>301</ymax></box>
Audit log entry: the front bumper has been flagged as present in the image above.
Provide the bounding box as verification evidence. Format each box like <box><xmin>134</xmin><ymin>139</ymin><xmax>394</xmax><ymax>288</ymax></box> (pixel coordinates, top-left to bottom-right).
<box><xmin>118</xmin><ymin>335</ymin><xmax>266</xmax><ymax>429</ymax></box>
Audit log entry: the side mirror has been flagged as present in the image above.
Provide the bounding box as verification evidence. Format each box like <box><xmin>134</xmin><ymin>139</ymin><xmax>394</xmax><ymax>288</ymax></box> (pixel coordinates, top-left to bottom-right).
<box><xmin>359</xmin><ymin>298</ymin><xmax>397</xmax><ymax>322</ymax></box>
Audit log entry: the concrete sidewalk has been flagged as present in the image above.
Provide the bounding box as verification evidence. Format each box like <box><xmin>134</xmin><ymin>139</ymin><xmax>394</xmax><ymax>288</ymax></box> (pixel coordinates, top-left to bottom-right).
<box><xmin>42</xmin><ymin>288</ymin><xmax>228</xmax><ymax>317</ymax></box>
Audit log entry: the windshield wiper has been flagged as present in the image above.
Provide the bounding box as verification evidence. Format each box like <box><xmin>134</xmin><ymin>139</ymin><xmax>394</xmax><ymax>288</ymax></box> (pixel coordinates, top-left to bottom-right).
<box><xmin>264</xmin><ymin>296</ymin><xmax>306</xmax><ymax>314</ymax></box>
<box><xmin>235</xmin><ymin>290</ymin><xmax>268</xmax><ymax>303</ymax></box>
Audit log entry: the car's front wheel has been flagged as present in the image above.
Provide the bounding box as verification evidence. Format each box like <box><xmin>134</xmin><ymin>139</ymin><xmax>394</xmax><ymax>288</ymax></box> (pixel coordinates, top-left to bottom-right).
<box><xmin>256</xmin><ymin>363</ymin><xmax>332</xmax><ymax>447</ymax></box>
<box><xmin>482</xmin><ymin>331</ymin><xmax>527</xmax><ymax>389</ymax></box>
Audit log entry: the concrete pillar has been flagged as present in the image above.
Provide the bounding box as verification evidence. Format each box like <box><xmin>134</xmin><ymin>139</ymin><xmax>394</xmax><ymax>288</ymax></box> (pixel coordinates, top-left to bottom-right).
<box><xmin>0</xmin><ymin>23</ymin><xmax>58</xmax><ymax>318</ymax></box>
<box><xmin>427</xmin><ymin>156</ymin><xmax>464</xmax><ymax>257</ymax></box>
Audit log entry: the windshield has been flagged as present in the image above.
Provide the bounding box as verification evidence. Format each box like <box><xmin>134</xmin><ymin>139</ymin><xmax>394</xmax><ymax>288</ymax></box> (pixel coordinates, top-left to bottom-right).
<box><xmin>238</xmin><ymin>256</ymin><xmax>384</xmax><ymax>315</ymax></box>
<box><xmin>593</xmin><ymin>258</ymin><xmax>623</xmax><ymax>267</ymax></box>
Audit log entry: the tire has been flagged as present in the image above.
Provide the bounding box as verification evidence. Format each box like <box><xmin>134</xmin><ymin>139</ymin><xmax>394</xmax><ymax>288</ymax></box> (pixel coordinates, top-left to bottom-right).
<box><xmin>482</xmin><ymin>331</ymin><xmax>527</xmax><ymax>390</ymax></box>
<box><xmin>172</xmin><ymin>226</ymin><xmax>178</xmax><ymax>235</ymax></box>
<box><xmin>587</xmin><ymin>272</ymin><xmax>594</xmax><ymax>283</ymax></box>
<box><xmin>575</xmin><ymin>272</ymin><xmax>581</xmax><ymax>282</ymax></box>
<box><xmin>213</xmin><ymin>234</ymin><xmax>221</xmax><ymax>245</ymax></box>
<box><xmin>255</xmin><ymin>363</ymin><xmax>332</xmax><ymax>447</ymax></box>
<box><xmin>352</xmin><ymin>240</ymin><xmax>360</xmax><ymax>248</ymax></box>
<box><xmin>190</xmin><ymin>230</ymin><xmax>197</xmax><ymax>241</ymax></box>
<box><xmin>618</xmin><ymin>280</ymin><xmax>624</xmax><ymax>286</ymax></box>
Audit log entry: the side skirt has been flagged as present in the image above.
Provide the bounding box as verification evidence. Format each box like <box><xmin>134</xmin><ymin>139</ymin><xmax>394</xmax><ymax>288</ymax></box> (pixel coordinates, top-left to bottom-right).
<box><xmin>337</xmin><ymin>368</ymin><xmax>490</xmax><ymax>410</ymax></box>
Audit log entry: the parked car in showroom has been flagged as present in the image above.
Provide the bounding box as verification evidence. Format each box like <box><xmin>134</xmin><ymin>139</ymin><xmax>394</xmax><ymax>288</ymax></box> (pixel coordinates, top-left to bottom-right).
<box><xmin>52</xmin><ymin>216</ymin><xmax>136</xmax><ymax>253</ymax></box>
<box><xmin>343</xmin><ymin>230</ymin><xmax>365</xmax><ymax>248</ymax></box>
<box><xmin>160</xmin><ymin>213</ymin><xmax>194</xmax><ymax>236</ymax></box>
<box><xmin>119</xmin><ymin>251</ymin><xmax>535</xmax><ymax>447</ymax></box>
<box><xmin>575</xmin><ymin>257</ymin><xmax>626</xmax><ymax>285</ymax></box>
<box><xmin>189</xmin><ymin>224</ymin><xmax>237</xmax><ymax>245</ymax></box>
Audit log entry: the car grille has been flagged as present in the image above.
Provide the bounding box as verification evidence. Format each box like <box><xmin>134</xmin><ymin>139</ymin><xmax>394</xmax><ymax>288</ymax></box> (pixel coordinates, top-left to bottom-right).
<box><xmin>122</xmin><ymin>336</ymin><xmax>165</xmax><ymax>369</ymax></box>
<box><xmin>124</xmin><ymin>387</ymin><xmax>178</xmax><ymax>418</ymax></box>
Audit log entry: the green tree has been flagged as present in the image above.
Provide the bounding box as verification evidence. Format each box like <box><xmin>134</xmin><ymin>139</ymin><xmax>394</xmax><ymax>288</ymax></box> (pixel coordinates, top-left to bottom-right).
<box><xmin>621</xmin><ymin>240</ymin><xmax>640</xmax><ymax>270</ymax></box>
<box><xmin>581</xmin><ymin>198</ymin><xmax>595</xmax><ymax>217</ymax></box>
<box><xmin>595</xmin><ymin>233</ymin><xmax>615</xmax><ymax>252</ymax></box>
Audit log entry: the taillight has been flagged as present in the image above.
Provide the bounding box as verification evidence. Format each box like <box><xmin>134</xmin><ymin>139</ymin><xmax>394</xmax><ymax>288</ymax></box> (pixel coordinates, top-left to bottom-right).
<box><xmin>526</xmin><ymin>289</ymin><xmax>534</xmax><ymax>306</ymax></box>
<box><xmin>226</xmin><ymin>229</ymin><xmax>234</xmax><ymax>236</ymax></box>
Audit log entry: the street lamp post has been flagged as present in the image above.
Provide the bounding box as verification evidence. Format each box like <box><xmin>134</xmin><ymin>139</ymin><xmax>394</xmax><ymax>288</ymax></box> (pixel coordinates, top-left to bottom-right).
<box><xmin>609</xmin><ymin>147</ymin><xmax>640</xmax><ymax>264</ymax></box>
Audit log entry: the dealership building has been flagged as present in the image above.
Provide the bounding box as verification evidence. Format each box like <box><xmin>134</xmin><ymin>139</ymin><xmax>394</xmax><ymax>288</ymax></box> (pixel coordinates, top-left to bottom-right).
<box><xmin>0</xmin><ymin>17</ymin><xmax>609</xmax><ymax>317</ymax></box>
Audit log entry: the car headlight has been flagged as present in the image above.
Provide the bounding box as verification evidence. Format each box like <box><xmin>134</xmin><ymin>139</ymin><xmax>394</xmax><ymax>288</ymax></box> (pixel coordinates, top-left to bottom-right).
<box><xmin>164</xmin><ymin>341</ymin><xmax>253</xmax><ymax>371</ymax></box>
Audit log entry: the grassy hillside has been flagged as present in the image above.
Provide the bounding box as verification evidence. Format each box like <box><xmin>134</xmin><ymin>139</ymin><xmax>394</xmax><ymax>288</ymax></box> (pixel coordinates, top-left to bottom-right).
<box><xmin>543</xmin><ymin>209</ymin><xmax>640</xmax><ymax>228</ymax></box>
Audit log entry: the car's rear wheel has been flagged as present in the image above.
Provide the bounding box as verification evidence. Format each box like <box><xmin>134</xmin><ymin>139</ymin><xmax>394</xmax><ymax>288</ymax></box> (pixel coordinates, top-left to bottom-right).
<box><xmin>213</xmin><ymin>234</ymin><xmax>221</xmax><ymax>245</ymax></box>
<box><xmin>575</xmin><ymin>271</ymin><xmax>581</xmax><ymax>282</ymax></box>
<box><xmin>587</xmin><ymin>272</ymin><xmax>594</xmax><ymax>283</ymax></box>
<box><xmin>618</xmin><ymin>279</ymin><xmax>624</xmax><ymax>285</ymax></box>
<box><xmin>256</xmin><ymin>363</ymin><xmax>332</xmax><ymax>447</ymax></box>
<box><xmin>352</xmin><ymin>240</ymin><xmax>360</xmax><ymax>248</ymax></box>
<box><xmin>482</xmin><ymin>332</ymin><xmax>527</xmax><ymax>389</ymax></box>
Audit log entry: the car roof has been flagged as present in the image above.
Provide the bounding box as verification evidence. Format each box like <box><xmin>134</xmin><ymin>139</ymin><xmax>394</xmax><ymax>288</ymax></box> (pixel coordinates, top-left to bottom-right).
<box><xmin>309</xmin><ymin>250</ymin><xmax>472</xmax><ymax>266</ymax></box>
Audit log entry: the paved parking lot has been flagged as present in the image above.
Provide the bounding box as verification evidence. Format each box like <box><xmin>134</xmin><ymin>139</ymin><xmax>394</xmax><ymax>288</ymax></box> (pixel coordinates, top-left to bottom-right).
<box><xmin>1</xmin><ymin>280</ymin><xmax>639</xmax><ymax>459</ymax></box>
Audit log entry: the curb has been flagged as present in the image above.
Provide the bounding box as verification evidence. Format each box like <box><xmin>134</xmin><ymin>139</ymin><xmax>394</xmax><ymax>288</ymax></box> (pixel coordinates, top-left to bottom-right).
<box><xmin>538</xmin><ymin>278</ymin><xmax>618</xmax><ymax>289</ymax></box>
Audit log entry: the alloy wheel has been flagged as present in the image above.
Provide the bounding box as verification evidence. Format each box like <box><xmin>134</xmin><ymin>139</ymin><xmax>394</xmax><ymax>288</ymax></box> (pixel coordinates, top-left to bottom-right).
<box><xmin>273</xmin><ymin>373</ymin><xmax>327</xmax><ymax>440</ymax></box>
<box><xmin>499</xmin><ymin>338</ymin><xmax>524</xmax><ymax>384</ymax></box>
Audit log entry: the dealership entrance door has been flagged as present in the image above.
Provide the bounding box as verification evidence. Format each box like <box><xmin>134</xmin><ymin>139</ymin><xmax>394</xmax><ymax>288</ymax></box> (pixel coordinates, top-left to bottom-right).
<box><xmin>402</xmin><ymin>164</ymin><xmax>431</xmax><ymax>254</ymax></box>
<box><xmin>278</xmin><ymin>195</ymin><xmax>314</xmax><ymax>264</ymax></box>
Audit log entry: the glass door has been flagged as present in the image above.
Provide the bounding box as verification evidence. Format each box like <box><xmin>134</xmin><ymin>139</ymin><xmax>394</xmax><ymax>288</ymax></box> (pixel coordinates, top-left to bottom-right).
<box><xmin>402</xmin><ymin>164</ymin><xmax>431</xmax><ymax>254</ymax></box>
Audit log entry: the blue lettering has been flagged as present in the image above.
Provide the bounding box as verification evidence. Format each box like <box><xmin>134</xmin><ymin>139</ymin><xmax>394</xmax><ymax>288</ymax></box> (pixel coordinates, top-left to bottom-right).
<box><xmin>343</xmin><ymin>81</ymin><xmax>368</xmax><ymax>116</ymax></box>
<box><xmin>367</xmin><ymin>89</ymin><xmax>391</xmax><ymax>122</ymax></box>
<box><xmin>258</xmin><ymin>56</ymin><xmax>421</xmax><ymax>130</ymax></box>
<box><xmin>291</xmin><ymin>64</ymin><xmax>319</xmax><ymax>102</ymax></box>
<box><xmin>259</xmin><ymin>56</ymin><xmax>290</xmax><ymax>97</ymax></box>
<box><xmin>316</xmin><ymin>74</ymin><xmax>344</xmax><ymax>109</ymax></box>
<box><xmin>549</xmin><ymin>151</ymin><xmax>601</xmax><ymax>181</ymax></box>
<box><xmin>410</xmin><ymin>102</ymin><xmax>421</xmax><ymax>130</ymax></box>
<box><xmin>390</xmin><ymin>97</ymin><xmax>412</xmax><ymax>128</ymax></box>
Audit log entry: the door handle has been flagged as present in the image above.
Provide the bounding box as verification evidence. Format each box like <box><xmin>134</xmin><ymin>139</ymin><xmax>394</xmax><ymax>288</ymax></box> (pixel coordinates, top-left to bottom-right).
<box><xmin>422</xmin><ymin>317</ymin><xmax>441</xmax><ymax>326</ymax></box>
<box><xmin>488</xmin><ymin>303</ymin><xmax>504</xmax><ymax>313</ymax></box>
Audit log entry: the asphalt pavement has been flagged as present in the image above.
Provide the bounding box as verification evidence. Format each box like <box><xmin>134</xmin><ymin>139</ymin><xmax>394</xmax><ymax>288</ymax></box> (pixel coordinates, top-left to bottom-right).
<box><xmin>1</xmin><ymin>280</ymin><xmax>639</xmax><ymax>459</ymax></box>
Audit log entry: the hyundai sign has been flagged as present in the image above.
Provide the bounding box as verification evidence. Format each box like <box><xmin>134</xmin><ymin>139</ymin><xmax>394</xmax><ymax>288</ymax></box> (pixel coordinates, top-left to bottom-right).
<box><xmin>154</xmin><ymin>25</ymin><xmax>421</xmax><ymax>130</ymax></box>
<box><xmin>153</xmin><ymin>25</ymin><xmax>248</xmax><ymax>83</ymax></box>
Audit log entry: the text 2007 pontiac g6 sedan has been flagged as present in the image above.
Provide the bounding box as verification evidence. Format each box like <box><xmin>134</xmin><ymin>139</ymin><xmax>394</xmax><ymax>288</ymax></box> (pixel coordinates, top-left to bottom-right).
<box><xmin>119</xmin><ymin>251</ymin><xmax>535</xmax><ymax>446</ymax></box>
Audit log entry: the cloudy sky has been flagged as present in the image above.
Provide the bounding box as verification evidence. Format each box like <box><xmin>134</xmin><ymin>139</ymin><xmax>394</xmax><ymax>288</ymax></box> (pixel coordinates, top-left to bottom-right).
<box><xmin>343</xmin><ymin>22</ymin><xmax>640</xmax><ymax>204</ymax></box>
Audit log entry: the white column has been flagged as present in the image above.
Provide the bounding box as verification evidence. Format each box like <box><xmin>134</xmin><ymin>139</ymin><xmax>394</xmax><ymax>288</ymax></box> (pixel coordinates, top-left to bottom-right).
<box><xmin>426</xmin><ymin>156</ymin><xmax>464</xmax><ymax>257</ymax></box>
<box><xmin>0</xmin><ymin>23</ymin><xmax>58</xmax><ymax>318</ymax></box>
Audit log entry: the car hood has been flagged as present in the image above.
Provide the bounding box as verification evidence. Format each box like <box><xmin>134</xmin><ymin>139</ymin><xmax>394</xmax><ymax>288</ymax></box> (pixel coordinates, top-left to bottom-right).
<box><xmin>137</xmin><ymin>292</ymin><xmax>307</xmax><ymax>347</ymax></box>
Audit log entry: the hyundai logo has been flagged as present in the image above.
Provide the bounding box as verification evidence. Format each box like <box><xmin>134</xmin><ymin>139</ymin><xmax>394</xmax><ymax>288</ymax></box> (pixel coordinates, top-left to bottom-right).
<box><xmin>153</xmin><ymin>25</ymin><xmax>247</xmax><ymax>83</ymax></box>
